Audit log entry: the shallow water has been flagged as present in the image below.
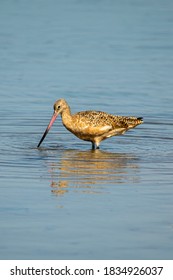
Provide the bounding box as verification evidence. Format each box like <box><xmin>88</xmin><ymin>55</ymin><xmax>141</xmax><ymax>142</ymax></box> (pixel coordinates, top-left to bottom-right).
<box><xmin>0</xmin><ymin>0</ymin><xmax>173</xmax><ymax>260</ymax></box>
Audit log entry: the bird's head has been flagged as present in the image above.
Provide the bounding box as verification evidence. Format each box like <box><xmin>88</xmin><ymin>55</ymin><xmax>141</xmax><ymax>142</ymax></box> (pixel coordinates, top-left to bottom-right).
<box><xmin>37</xmin><ymin>98</ymin><xmax>68</xmax><ymax>147</ymax></box>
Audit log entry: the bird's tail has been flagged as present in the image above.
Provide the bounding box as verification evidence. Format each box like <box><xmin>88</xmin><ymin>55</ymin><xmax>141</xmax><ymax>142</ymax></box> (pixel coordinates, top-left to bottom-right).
<box><xmin>137</xmin><ymin>117</ymin><xmax>143</xmax><ymax>123</ymax></box>
<box><xmin>127</xmin><ymin>116</ymin><xmax>143</xmax><ymax>129</ymax></box>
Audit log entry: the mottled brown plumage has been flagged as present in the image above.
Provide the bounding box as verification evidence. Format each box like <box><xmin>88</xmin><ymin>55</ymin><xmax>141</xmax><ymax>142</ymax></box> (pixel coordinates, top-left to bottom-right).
<box><xmin>38</xmin><ymin>98</ymin><xmax>143</xmax><ymax>149</ymax></box>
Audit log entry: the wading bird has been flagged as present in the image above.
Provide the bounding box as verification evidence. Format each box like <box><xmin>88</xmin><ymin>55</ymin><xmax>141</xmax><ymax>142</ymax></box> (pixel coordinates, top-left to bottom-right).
<box><xmin>37</xmin><ymin>98</ymin><xmax>143</xmax><ymax>149</ymax></box>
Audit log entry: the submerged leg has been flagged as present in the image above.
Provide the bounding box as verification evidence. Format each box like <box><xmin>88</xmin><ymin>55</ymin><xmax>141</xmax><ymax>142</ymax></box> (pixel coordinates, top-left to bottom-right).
<box><xmin>91</xmin><ymin>141</ymin><xmax>100</xmax><ymax>150</ymax></box>
<box><xmin>95</xmin><ymin>142</ymin><xmax>100</xmax><ymax>149</ymax></box>
<box><xmin>91</xmin><ymin>142</ymin><xmax>95</xmax><ymax>150</ymax></box>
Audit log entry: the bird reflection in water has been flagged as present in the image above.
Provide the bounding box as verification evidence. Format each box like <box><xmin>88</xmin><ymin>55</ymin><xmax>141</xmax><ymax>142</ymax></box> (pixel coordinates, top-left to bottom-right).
<box><xmin>47</xmin><ymin>149</ymin><xmax>140</xmax><ymax>197</ymax></box>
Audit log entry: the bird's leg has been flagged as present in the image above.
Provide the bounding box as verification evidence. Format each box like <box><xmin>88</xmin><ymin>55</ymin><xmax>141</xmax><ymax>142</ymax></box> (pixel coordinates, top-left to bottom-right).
<box><xmin>91</xmin><ymin>141</ymin><xmax>100</xmax><ymax>150</ymax></box>
<box><xmin>91</xmin><ymin>142</ymin><xmax>95</xmax><ymax>150</ymax></box>
<box><xmin>95</xmin><ymin>139</ymin><xmax>100</xmax><ymax>149</ymax></box>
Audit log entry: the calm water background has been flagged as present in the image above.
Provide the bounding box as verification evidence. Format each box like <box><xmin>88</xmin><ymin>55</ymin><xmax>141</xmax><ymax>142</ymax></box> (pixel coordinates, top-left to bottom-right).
<box><xmin>0</xmin><ymin>0</ymin><xmax>173</xmax><ymax>260</ymax></box>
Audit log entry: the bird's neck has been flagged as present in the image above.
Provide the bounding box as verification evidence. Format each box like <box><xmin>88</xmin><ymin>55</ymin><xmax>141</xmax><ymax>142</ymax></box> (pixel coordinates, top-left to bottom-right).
<box><xmin>61</xmin><ymin>106</ymin><xmax>73</xmax><ymax>128</ymax></box>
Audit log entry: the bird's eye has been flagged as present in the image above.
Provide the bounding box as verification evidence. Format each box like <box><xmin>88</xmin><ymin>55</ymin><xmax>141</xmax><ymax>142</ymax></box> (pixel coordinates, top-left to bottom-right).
<box><xmin>54</xmin><ymin>104</ymin><xmax>61</xmax><ymax>111</ymax></box>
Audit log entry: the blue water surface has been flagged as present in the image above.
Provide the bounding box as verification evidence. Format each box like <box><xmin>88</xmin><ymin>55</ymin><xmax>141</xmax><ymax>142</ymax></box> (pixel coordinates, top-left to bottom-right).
<box><xmin>0</xmin><ymin>0</ymin><xmax>173</xmax><ymax>259</ymax></box>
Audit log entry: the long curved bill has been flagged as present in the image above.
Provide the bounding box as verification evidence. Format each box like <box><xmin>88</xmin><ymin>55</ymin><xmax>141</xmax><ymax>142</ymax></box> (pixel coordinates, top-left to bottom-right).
<box><xmin>37</xmin><ymin>112</ymin><xmax>58</xmax><ymax>147</ymax></box>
